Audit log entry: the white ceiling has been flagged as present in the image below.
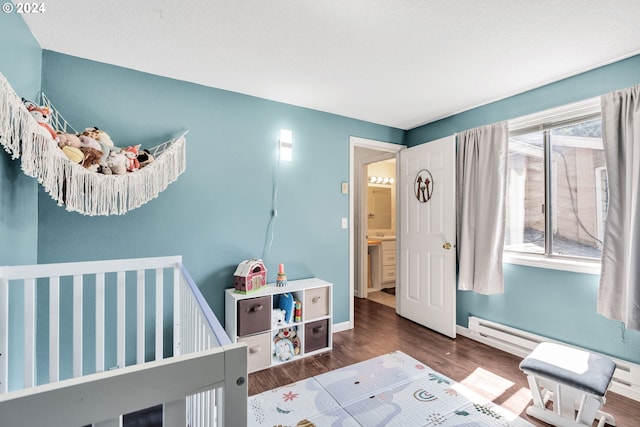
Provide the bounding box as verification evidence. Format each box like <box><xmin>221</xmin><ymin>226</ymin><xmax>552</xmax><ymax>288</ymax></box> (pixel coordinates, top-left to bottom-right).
<box><xmin>21</xmin><ymin>0</ymin><xmax>640</xmax><ymax>130</ymax></box>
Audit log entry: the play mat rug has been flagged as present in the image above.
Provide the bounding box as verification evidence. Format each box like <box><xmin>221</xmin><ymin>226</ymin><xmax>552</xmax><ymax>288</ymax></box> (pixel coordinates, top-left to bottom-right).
<box><xmin>248</xmin><ymin>350</ymin><xmax>534</xmax><ymax>427</ymax></box>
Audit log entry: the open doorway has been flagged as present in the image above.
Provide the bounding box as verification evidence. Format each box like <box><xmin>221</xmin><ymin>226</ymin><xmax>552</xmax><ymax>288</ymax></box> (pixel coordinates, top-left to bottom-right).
<box><xmin>364</xmin><ymin>158</ymin><xmax>397</xmax><ymax>308</ymax></box>
<box><xmin>348</xmin><ymin>137</ymin><xmax>403</xmax><ymax>327</ymax></box>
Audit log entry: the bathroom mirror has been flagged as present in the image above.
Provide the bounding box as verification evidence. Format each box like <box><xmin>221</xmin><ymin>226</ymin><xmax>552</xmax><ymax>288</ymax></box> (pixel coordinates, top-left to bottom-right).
<box><xmin>367</xmin><ymin>186</ymin><xmax>392</xmax><ymax>230</ymax></box>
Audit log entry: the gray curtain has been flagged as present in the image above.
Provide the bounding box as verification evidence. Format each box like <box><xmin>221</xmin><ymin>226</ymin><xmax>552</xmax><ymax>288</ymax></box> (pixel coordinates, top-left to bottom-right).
<box><xmin>598</xmin><ymin>85</ymin><xmax>640</xmax><ymax>331</ymax></box>
<box><xmin>457</xmin><ymin>122</ymin><xmax>509</xmax><ymax>294</ymax></box>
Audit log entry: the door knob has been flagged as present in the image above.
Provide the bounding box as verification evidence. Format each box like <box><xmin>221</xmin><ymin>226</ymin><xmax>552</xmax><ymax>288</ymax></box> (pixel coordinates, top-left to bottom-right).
<box><xmin>442</xmin><ymin>242</ymin><xmax>452</xmax><ymax>250</ymax></box>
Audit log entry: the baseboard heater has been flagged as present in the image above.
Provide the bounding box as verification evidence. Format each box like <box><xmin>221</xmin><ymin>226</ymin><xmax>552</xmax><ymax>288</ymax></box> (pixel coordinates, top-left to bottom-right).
<box><xmin>464</xmin><ymin>316</ymin><xmax>640</xmax><ymax>403</ymax></box>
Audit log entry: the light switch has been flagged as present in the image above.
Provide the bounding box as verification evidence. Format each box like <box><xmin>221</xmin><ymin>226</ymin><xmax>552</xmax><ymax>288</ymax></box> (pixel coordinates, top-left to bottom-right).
<box><xmin>341</xmin><ymin>218</ymin><xmax>348</xmax><ymax>229</ymax></box>
<box><xmin>341</xmin><ymin>182</ymin><xmax>348</xmax><ymax>194</ymax></box>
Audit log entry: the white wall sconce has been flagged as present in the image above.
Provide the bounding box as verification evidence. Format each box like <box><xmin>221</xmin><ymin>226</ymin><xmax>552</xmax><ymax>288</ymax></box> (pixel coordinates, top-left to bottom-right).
<box><xmin>279</xmin><ymin>129</ymin><xmax>292</xmax><ymax>161</ymax></box>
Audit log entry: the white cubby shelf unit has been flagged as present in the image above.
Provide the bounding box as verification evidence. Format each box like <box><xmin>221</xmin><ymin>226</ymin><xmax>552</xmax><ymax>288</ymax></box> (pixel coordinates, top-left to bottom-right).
<box><xmin>225</xmin><ymin>278</ymin><xmax>333</xmax><ymax>373</ymax></box>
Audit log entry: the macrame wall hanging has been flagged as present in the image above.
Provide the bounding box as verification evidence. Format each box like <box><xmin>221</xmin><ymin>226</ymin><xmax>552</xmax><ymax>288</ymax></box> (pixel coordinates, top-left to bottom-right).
<box><xmin>0</xmin><ymin>72</ymin><xmax>187</xmax><ymax>216</ymax></box>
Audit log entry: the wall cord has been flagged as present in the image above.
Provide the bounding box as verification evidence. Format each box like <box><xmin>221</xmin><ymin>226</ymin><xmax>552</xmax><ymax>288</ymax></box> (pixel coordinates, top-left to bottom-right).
<box><xmin>262</xmin><ymin>146</ymin><xmax>280</xmax><ymax>262</ymax></box>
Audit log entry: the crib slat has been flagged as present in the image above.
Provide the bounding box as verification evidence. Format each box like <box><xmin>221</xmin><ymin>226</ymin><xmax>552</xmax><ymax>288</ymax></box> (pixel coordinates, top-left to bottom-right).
<box><xmin>24</xmin><ymin>278</ymin><xmax>36</xmax><ymax>388</ymax></box>
<box><xmin>173</xmin><ymin>266</ymin><xmax>181</xmax><ymax>356</ymax></box>
<box><xmin>183</xmin><ymin>288</ymin><xmax>189</xmax><ymax>354</ymax></box>
<box><xmin>0</xmin><ymin>277</ymin><xmax>7</xmax><ymax>393</ymax></box>
<box><xmin>137</xmin><ymin>269</ymin><xmax>145</xmax><ymax>364</ymax></box>
<box><xmin>49</xmin><ymin>276</ymin><xmax>60</xmax><ymax>383</ymax></box>
<box><xmin>179</xmin><ymin>283</ymin><xmax>185</xmax><ymax>356</ymax></box>
<box><xmin>155</xmin><ymin>268</ymin><xmax>163</xmax><ymax>361</ymax></box>
<box><xmin>191</xmin><ymin>293</ymin><xmax>197</xmax><ymax>352</ymax></box>
<box><xmin>73</xmin><ymin>275</ymin><xmax>83</xmax><ymax>378</ymax></box>
<box><xmin>190</xmin><ymin>289</ymin><xmax>196</xmax><ymax>352</ymax></box>
<box><xmin>197</xmin><ymin>302</ymin><xmax>203</xmax><ymax>351</ymax></box>
<box><xmin>117</xmin><ymin>271</ymin><xmax>125</xmax><ymax>369</ymax></box>
<box><xmin>186</xmin><ymin>285</ymin><xmax>193</xmax><ymax>354</ymax></box>
<box><xmin>95</xmin><ymin>273</ymin><xmax>105</xmax><ymax>372</ymax></box>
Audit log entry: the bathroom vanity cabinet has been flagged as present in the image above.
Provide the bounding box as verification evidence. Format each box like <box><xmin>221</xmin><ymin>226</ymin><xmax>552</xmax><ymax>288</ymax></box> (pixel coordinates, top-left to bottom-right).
<box><xmin>367</xmin><ymin>237</ymin><xmax>396</xmax><ymax>290</ymax></box>
<box><xmin>380</xmin><ymin>239</ymin><xmax>396</xmax><ymax>285</ymax></box>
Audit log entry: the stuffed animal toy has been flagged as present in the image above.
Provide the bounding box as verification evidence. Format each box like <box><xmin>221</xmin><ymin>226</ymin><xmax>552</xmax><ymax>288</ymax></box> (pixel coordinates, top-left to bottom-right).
<box><xmin>79</xmin><ymin>135</ymin><xmax>116</xmax><ymax>165</ymax></box>
<box><xmin>57</xmin><ymin>132</ymin><xmax>83</xmax><ymax>149</ymax></box>
<box><xmin>105</xmin><ymin>149</ymin><xmax>128</xmax><ymax>175</ymax></box>
<box><xmin>272</xmin><ymin>309</ymin><xmax>286</xmax><ymax>328</ymax></box>
<box><xmin>79</xmin><ymin>147</ymin><xmax>103</xmax><ymax>172</ymax></box>
<box><xmin>61</xmin><ymin>146</ymin><xmax>84</xmax><ymax>164</ymax></box>
<box><xmin>278</xmin><ymin>293</ymin><xmax>295</xmax><ymax>323</ymax></box>
<box><xmin>124</xmin><ymin>145</ymin><xmax>140</xmax><ymax>172</ymax></box>
<box><xmin>98</xmin><ymin>165</ymin><xmax>113</xmax><ymax>175</ymax></box>
<box><xmin>73</xmin><ymin>134</ymin><xmax>102</xmax><ymax>151</ymax></box>
<box><xmin>274</xmin><ymin>339</ymin><xmax>294</xmax><ymax>361</ymax></box>
<box><xmin>80</xmin><ymin>126</ymin><xmax>118</xmax><ymax>166</ymax></box>
<box><xmin>24</xmin><ymin>100</ymin><xmax>58</xmax><ymax>141</ymax></box>
<box><xmin>273</xmin><ymin>327</ymin><xmax>301</xmax><ymax>356</ymax></box>
<box><xmin>80</xmin><ymin>127</ymin><xmax>114</xmax><ymax>146</ymax></box>
<box><xmin>137</xmin><ymin>149</ymin><xmax>155</xmax><ymax>168</ymax></box>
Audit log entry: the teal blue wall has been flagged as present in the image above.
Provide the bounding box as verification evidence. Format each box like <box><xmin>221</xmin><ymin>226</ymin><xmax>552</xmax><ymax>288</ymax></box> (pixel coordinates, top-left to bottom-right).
<box><xmin>457</xmin><ymin>265</ymin><xmax>636</xmax><ymax>363</ymax></box>
<box><xmin>38</xmin><ymin>51</ymin><xmax>405</xmax><ymax>332</ymax></box>
<box><xmin>0</xmin><ymin>13</ymin><xmax>41</xmax><ymax>265</ymax></box>
<box><xmin>408</xmin><ymin>55</ymin><xmax>640</xmax><ymax>364</ymax></box>
<box><xmin>0</xmin><ymin>13</ymin><xmax>42</xmax><ymax>391</ymax></box>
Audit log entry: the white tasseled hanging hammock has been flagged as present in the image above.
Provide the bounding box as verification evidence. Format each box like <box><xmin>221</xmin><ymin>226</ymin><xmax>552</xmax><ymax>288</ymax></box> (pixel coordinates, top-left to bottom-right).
<box><xmin>0</xmin><ymin>72</ymin><xmax>186</xmax><ymax>216</ymax></box>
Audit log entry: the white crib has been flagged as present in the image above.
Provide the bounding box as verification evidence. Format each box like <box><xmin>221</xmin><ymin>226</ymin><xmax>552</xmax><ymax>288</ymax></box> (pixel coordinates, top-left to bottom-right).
<box><xmin>0</xmin><ymin>256</ymin><xmax>247</xmax><ymax>427</ymax></box>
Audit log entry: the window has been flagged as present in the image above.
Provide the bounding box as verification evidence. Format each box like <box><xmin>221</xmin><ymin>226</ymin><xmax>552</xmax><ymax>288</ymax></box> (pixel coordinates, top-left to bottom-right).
<box><xmin>505</xmin><ymin>99</ymin><xmax>607</xmax><ymax>270</ymax></box>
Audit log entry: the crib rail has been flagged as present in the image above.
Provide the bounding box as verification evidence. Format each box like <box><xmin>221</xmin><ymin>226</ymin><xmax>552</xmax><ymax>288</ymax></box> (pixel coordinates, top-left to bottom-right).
<box><xmin>0</xmin><ymin>256</ymin><xmax>247</xmax><ymax>426</ymax></box>
<box><xmin>178</xmin><ymin>264</ymin><xmax>247</xmax><ymax>426</ymax></box>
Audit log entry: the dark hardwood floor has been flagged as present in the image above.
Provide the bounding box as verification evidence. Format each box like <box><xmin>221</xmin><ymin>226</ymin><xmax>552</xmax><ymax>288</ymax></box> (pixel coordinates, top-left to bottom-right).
<box><xmin>249</xmin><ymin>298</ymin><xmax>640</xmax><ymax>426</ymax></box>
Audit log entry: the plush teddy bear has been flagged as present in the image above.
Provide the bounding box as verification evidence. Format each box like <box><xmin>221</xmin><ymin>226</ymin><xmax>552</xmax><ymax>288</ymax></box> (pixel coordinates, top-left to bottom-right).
<box><xmin>24</xmin><ymin>100</ymin><xmax>58</xmax><ymax>141</ymax></box>
<box><xmin>272</xmin><ymin>309</ymin><xmax>286</xmax><ymax>328</ymax></box>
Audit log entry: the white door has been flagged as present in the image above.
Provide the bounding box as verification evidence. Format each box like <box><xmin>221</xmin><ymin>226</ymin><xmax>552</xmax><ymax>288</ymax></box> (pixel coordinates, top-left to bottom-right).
<box><xmin>398</xmin><ymin>135</ymin><xmax>456</xmax><ymax>338</ymax></box>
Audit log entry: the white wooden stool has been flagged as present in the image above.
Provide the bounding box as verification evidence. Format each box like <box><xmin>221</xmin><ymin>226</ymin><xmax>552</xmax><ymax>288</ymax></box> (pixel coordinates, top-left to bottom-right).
<box><xmin>519</xmin><ymin>342</ymin><xmax>616</xmax><ymax>427</ymax></box>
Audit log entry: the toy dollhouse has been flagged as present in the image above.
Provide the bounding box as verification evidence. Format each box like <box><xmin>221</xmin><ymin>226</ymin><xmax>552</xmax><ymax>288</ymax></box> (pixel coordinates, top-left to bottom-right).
<box><xmin>234</xmin><ymin>259</ymin><xmax>267</xmax><ymax>293</ymax></box>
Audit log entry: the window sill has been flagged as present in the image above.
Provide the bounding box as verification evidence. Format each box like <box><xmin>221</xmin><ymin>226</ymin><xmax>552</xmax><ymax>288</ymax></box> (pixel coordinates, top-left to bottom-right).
<box><xmin>503</xmin><ymin>252</ymin><xmax>601</xmax><ymax>275</ymax></box>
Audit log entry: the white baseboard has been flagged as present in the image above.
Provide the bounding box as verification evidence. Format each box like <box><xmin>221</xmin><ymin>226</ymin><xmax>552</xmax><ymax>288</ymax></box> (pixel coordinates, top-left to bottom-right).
<box><xmin>332</xmin><ymin>320</ymin><xmax>352</xmax><ymax>334</ymax></box>
<box><xmin>459</xmin><ymin>316</ymin><xmax>640</xmax><ymax>403</ymax></box>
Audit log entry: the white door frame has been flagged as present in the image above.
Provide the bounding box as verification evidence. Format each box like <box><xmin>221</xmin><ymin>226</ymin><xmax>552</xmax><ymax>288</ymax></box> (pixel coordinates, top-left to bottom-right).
<box><xmin>348</xmin><ymin>136</ymin><xmax>404</xmax><ymax>329</ymax></box>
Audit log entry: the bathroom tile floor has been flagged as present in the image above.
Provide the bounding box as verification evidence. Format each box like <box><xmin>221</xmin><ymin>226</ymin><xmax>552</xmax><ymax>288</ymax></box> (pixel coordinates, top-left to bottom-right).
<box><xmin>366</xmin><ymin>291</ymin><xmax>395</xmax><ymax>308</ymax></box>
